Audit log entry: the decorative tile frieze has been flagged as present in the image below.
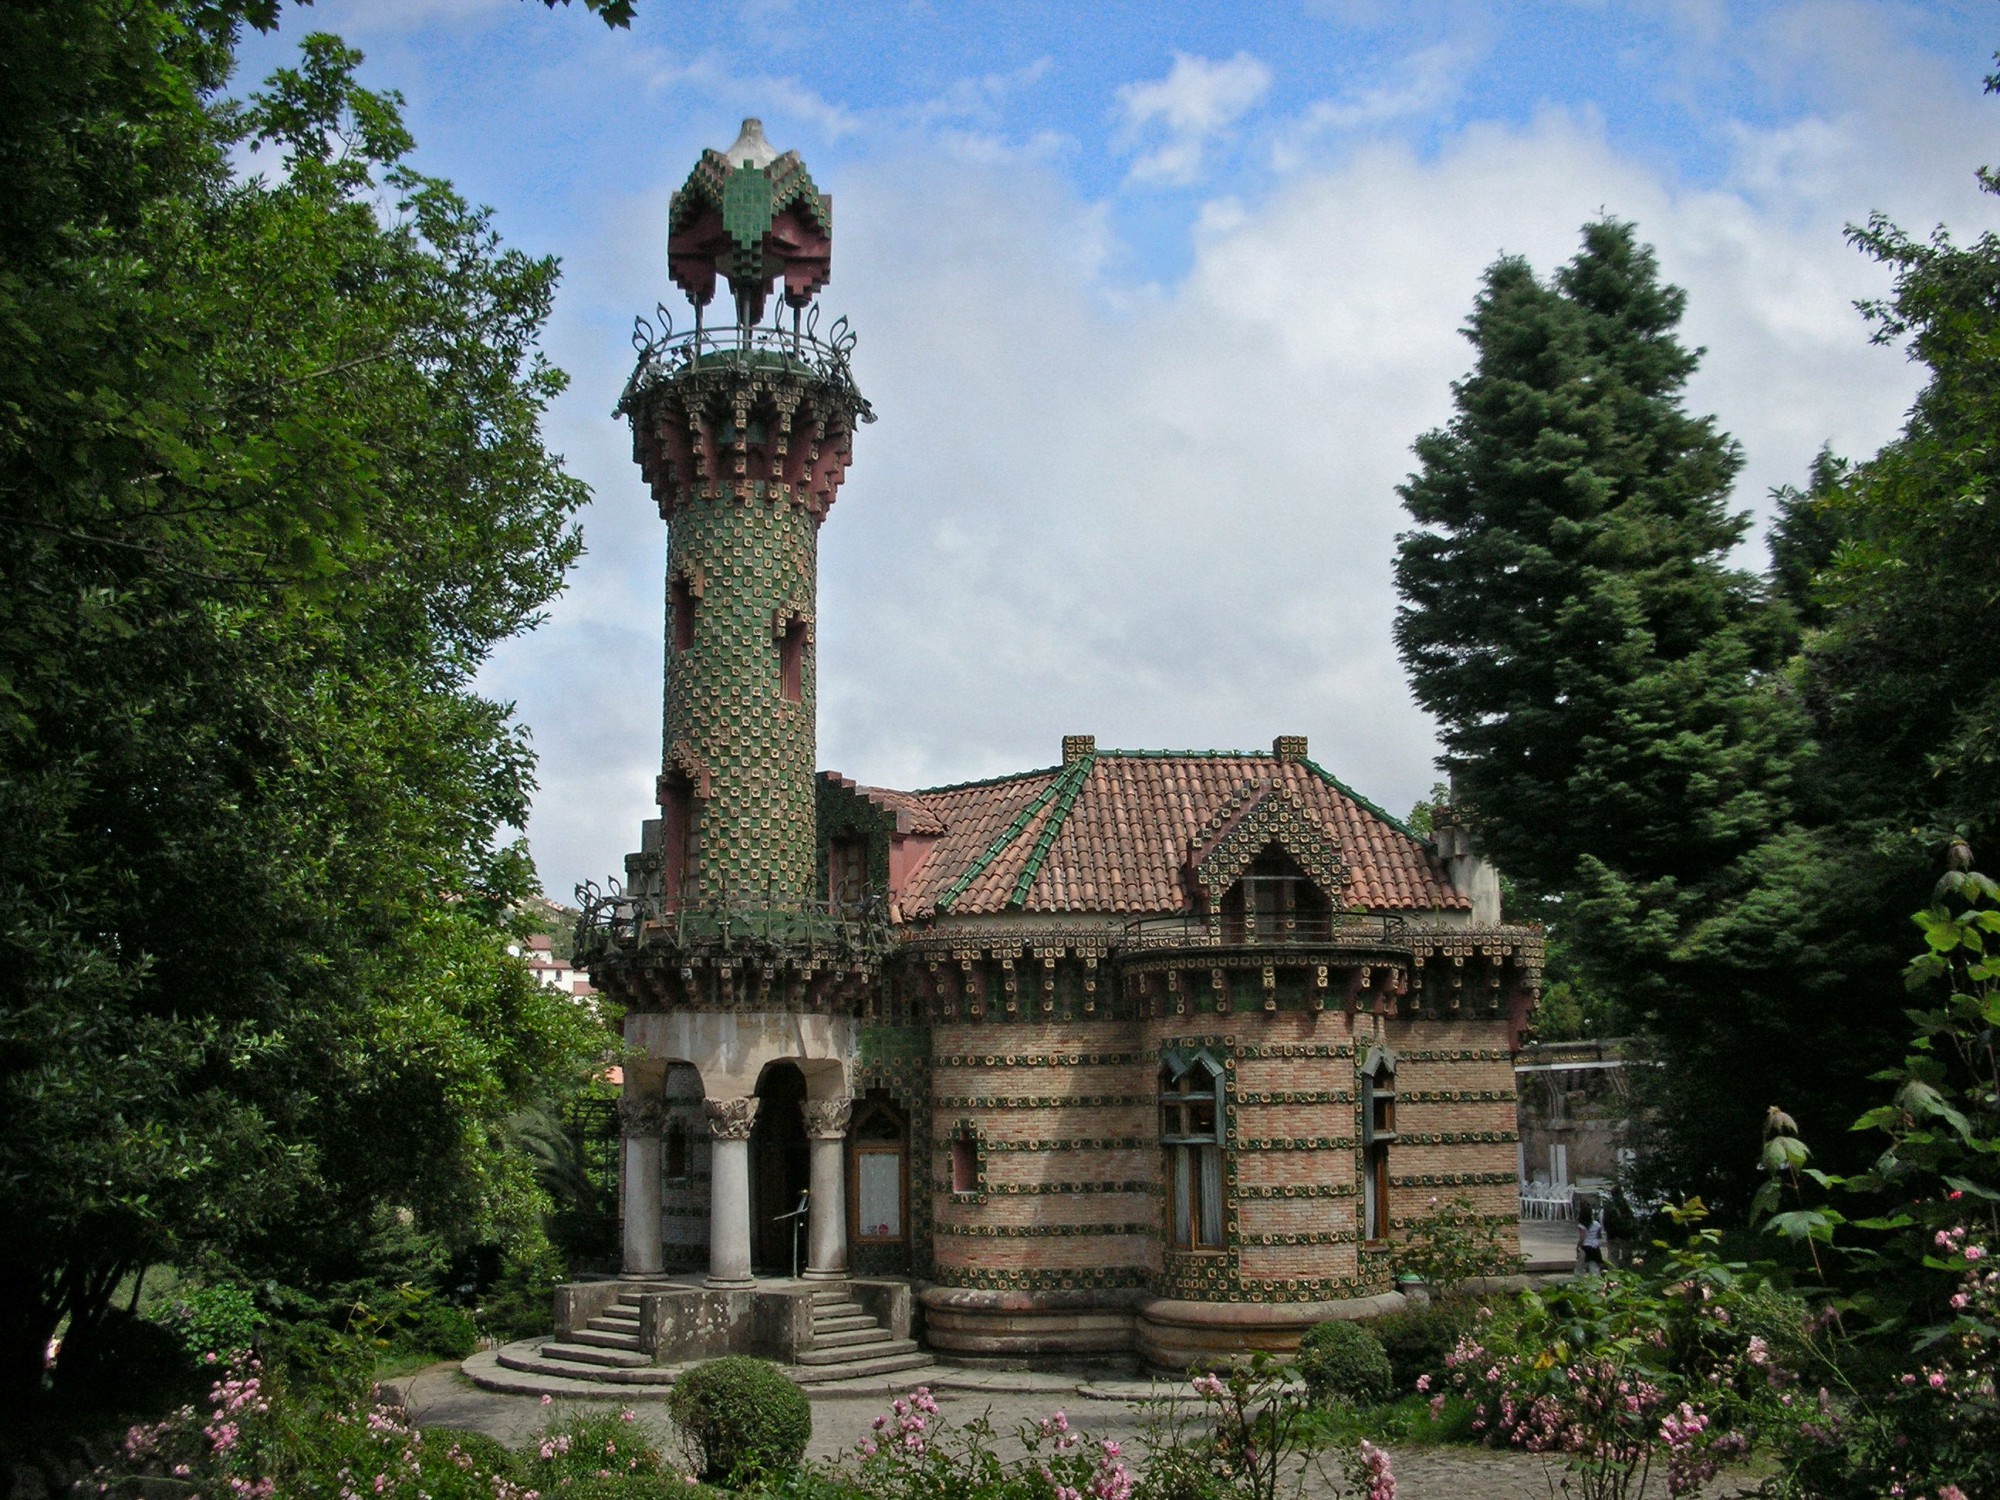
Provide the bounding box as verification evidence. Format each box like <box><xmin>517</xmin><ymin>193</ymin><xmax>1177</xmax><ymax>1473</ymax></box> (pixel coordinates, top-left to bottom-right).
<box><xmin>944</xmin><ymin>1180</ymin><xmax>1159</xmax><ymax>1196</ymax></box>
<box><xmin>934</xmin><ymin>1052</ymin><xmax>1143</xmax><ymax>1069</ymax></box>
<box><xmin>1230</xmin><ymin>1090</ymin><xmax>1351</xmax><ymax>1106</ymax></box>
<box><xmin>979</xmin><ymin>1137</ymin><xmax>1151</xmax><ymax>1153</ymax></box>
<box><xmin>1394</xmin><ymin>1130</ymin><xmax>1519</xmax><ymax>1145</ymax></box>
<box><xmin>1236</xmin><ymin>1230</ymin><xmax>1359</xmax><ymax>1247</ymax></box>
<box><xmin>932</xmin><ymin>1094</ymin><xmax>1152</xmax><ymax>1110</ymax></box>
<box><xmin>1235</xmin><ymin>1136</ymin><xmax>1357</xmax><ymax>1151</ymax></box>
<box><xmin>1399</xmin><ymin>1089</ymin><xmax>1518</xmax><ymax>1103</ymax></box>
<box><xmin>933</xmin><ymin>1221</ymin><xmax>1155</xmax><ymax>1238</ymax></box>
<box><xmin>1391</xmin><ymin>1171</ymin><xmax>1516</xmax><ymax>1187</ymax></box>
<box><xmin>927</xmin><ymin>1266</ymin><xmax>1152</xmax><ymax>1293</ymax></box>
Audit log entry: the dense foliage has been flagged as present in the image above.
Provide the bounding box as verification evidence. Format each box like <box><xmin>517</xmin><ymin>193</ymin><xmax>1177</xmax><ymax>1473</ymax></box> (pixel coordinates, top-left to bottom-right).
<box><xmin>0</xmin><ymin>0</ymin><xmax>600</xmax><ymax>1413</ymax></box>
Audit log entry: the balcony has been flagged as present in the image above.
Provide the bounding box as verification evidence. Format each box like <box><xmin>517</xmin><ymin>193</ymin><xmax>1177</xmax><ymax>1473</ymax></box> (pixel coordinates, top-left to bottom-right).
<box><xmin>616</xmin><ymin>302</ymin><xmax>872</xmax><ymax>420</ymax></box>
<box><xmin>1122</xmin><ymin>911</ymin><xmax>1410</xmax><ymax>951</ymax></box>
<box><xmin>574</xmin><ymin>884</ymin><xmax>892</xmax><ymax>972</ymax></box>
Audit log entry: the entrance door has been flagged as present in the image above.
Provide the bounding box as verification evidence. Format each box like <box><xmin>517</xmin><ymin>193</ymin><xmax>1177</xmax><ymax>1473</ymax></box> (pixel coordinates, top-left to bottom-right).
<box><xmin>750</xmin><ymin>1062</ymin><xmax>811</xmax><ymax>1274</ymax></box>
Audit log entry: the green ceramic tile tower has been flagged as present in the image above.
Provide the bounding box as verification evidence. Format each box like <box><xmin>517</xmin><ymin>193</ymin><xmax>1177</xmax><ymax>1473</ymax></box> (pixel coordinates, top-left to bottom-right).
<box><xmin>618</xmin><ymin>119</ymin><xmax>871</xmax><ymax>910</ymax></box>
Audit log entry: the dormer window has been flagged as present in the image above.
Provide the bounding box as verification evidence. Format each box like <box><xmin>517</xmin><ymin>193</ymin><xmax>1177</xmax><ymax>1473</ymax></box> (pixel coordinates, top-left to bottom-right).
<box><xmin>1161</xmin><ymin>1051</ymin><xmax>1225</xmax><ymax>1250</ymax></box>
<box><xmin>1220</xmin><ymin>843</ymin><xmax>1330</xmax><ymax>943</ymax></box>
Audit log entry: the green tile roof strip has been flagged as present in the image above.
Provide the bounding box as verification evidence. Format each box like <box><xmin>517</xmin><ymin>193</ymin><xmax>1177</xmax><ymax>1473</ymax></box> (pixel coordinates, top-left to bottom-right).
<box><xmin>935</xmin><ymin>770</ymin><xmax>1072</xmax><ymax>913</ymax></box>
<box><xmin>1007</xmin><ymin>751</ymin><xmax>1095</xmax><ymax>908</ymax></box>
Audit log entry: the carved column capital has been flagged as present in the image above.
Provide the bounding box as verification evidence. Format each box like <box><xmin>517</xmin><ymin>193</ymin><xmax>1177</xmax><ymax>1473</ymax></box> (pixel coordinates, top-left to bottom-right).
<box><xmin>704</xmin><ymin>1095</ymin><xmax>760</xmax><ymax>1141</ymax></box>
<box><xmin>802</xmin><ymin>1097</ymin><xmax>852</xmax><ymax>1141</ymax></box>
<box><xmin>619</xmin><ymin>1097</ymin><xmax>671</xmax><ymax>1137</ymax></box>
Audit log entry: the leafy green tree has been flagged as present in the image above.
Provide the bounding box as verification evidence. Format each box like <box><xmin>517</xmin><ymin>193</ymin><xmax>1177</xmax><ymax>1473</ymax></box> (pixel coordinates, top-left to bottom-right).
<box><xmin>0</xmin><ymin>2</ymin><xmax>598</xmax><ymax>1408</ymax></box>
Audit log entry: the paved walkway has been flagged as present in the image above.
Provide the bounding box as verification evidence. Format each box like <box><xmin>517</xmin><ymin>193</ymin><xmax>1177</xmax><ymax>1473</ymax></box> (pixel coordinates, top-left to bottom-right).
<box><xmin>400</xmin><ymin>1357</ymin><xmax>1730</xmax><ymax>1499</ymax></box>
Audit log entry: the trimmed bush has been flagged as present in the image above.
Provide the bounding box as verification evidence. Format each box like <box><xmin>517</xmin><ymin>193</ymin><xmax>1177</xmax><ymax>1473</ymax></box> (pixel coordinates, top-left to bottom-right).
<box><xmin>1368</xmin><ymin>1296</ymin><xmax>1479</xmax><ymax>1393</ymax></box>
<box><xmin>666</xmin><ymin>1356</ymin><xmax>812</xmax><ymax>1484</ymax></box>
<box><xmin>1294</xmin><ymin>1319</ymin><xmax>1392</xmax><ymax>1407</ymax></box>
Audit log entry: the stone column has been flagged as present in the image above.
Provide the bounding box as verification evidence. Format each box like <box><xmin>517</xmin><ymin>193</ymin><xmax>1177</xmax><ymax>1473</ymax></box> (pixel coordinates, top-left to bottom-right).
<box><xmin>703</xmin><ymin>1096</ymin><xmax>759</xmax><ymax>1289</ymax></box>
<box><xmin>800</xmin><ymin>1098</ymin><xmax>852</xmax><ymax>1281</ymax></box>
<box><xmin>619</xmin><ymin>1096</ymin><xmax>670</xmax><ymax>1277</ymax></box>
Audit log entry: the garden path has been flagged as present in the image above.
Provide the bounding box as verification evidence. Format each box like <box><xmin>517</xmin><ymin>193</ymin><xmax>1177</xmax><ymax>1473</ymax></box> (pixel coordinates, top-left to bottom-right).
<box><xmin>400</xmin><ymin>1360</ymin><xmax>1729</xmax><ymax>1499</ymax></box>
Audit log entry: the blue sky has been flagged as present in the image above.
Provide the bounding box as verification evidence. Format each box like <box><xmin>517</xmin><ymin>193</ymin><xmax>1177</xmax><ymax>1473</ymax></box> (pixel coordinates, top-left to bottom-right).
<box><xmin>238</xmin><ymin>1</ymin><xmax>2000</xmax><ymax>904</ymax></box>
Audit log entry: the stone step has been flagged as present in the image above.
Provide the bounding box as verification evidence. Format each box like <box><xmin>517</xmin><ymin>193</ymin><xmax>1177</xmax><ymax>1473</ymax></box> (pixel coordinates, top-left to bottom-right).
<box><xmin>538</xmin><ymin>1340</ymin><xmax>650</xmax><ymax>1369</ymax></box>
<box><xmin>590</xmin><ymin>1313</ymin><xmax>642</xmax><ymax>1333</ymax></box>
<box><xmin>494</xmin><ymin>1348</ymin><xmax>677</xmax><ymax>1385</ymax></box>
<box><xmin>812</xmin><ymin>1326</ymin><xmax>892</xmax><ymax>1350</ymax></box>
<box><xmin>597</xmin><ymin>1304</ymin><xmax>642</xmax><ymax>1321</ymax></box>
<box><xmin>793</xmin><ymin>1336</ymin><xmax>920</xmax><ymax>1367</ymax></box>
<box><xmin>790</xmin><ymin>1351</ymin><xmax>933</xmax><ymax>1385</ymax></box>
<box><xmin>811</xmin><ymin>1313</ymin><xmax>874</xmax><ymax>1334</ymax></box>
<box><xmin>562</xmin><ymin>1328</ymin><xmax>645</xmax><ymax>1352</ymax></box>
<box><xmin>809</xmin><ymin>1287</ymin><xmax>852</xmax><ymax>1302</ymax></box>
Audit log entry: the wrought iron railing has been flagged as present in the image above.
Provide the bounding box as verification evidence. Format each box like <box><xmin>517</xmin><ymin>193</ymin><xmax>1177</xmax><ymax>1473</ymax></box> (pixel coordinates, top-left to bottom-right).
<box><xmin>1122</xmin><ymin>912</ymin><xmax>1410</xmax><ymax>948</ymax></box>
<box><xmin>573</xmin><ymin>879</ymin><xmax>891</xmax><ymax>963</ymax></box>
<box><xmin>616</xmin><ymin>298</ymin><xmax>873</xmax><ymax>418</ymax></box>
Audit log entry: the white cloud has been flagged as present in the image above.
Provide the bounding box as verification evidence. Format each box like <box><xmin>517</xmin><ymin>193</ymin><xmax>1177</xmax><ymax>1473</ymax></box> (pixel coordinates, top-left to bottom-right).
<box><xmin>1116</xmin><ymin>52</ymin><xmax>1273</xmax><ymax>185</ymax></box>
<box><xmin>1291</xmin><ymin>39</ymin><xmax>1475</xmax><ymax>147</ymax></box>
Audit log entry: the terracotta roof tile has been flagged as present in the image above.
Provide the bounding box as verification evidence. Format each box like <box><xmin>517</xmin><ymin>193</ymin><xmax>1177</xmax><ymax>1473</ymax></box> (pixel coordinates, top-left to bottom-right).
<box><xmin>891</xmin><ymin>751</ymin><xmax>1467</xmax><ymax>919</ymax></box>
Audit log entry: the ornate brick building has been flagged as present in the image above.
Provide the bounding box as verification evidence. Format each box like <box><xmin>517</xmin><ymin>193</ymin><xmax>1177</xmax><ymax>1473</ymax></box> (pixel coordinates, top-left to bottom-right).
<box><xmin>567</xmin><ymin>121</ymin><xmax>1541</xmax><ymax>1374</ymax></box>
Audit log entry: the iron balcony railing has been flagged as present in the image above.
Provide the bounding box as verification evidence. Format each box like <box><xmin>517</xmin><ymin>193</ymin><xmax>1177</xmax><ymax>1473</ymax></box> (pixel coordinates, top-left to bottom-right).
<box><xmin>573</xmin><ymin>880</ymin><xmax>891</xmax><ymax>963</ymax></box>
<box><xmin>1122</xmin><ymin>912</ymin><xmax>1410</xmax><ymax>949</ymax></box>
<box><xmin>615</xmin><ymin>299</ymin><xmax>873</xmax><ymax>419</ymax></box>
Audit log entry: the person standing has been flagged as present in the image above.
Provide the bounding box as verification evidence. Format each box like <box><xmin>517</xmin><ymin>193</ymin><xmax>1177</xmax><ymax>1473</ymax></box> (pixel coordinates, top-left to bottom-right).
<box><xmin>1577</xmin><ymin>1200</ymin><xmax>1605</xmax><ymax>1274</ymax></box>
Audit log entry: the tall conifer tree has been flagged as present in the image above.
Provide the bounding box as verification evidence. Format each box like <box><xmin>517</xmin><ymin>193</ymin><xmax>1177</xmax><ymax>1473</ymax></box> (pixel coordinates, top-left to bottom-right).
<box><xmin>1394</xmin><ymin>221</ymin><xmax>1798</xmax><ymax>904</ymax></box>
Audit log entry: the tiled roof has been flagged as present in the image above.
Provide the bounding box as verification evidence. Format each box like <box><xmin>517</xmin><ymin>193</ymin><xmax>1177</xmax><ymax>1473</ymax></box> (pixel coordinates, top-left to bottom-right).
<box><xmin>823</xmin><ymin>775</ymin><xmax>948</xmax><ymax>835</ymax></box>
<box><xmin>890</xmin><ymin>752</ymin><xmax>1466</xmax><ymax>919</ymax></box>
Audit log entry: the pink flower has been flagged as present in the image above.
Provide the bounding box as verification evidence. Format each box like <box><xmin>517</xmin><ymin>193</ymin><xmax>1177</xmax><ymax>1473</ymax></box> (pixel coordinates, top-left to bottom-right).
<box><xmin>1415</xmin><ymin>1374</ymin><xmax>1431</xmax><ymax>1392</ymax></box>
<box><xmin>1928</xmin><ymin>1371</ymin><xmax>1947</xmax><ymax>1390</ymax></box>
<box><xmin>1966</xmin><ymin>1246</ymin><xmax>1986</xmax><ymax>1262</ymax></box>
<box><xmin>540</xmin><ymin>1394</ymin><xmax>552</xmax><ymax>1406</ymax></box>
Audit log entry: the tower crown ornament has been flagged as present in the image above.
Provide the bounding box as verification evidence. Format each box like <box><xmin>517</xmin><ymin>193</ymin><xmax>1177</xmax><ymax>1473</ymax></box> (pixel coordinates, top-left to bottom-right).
<box><xmin>668</xmin><ymin>117</ymin><xmax>833</xmax><ymax>327</ymax></box>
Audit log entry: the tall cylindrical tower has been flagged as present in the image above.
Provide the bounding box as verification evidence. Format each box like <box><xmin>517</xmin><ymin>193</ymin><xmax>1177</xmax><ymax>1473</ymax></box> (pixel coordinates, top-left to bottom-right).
<box><xmin>618</xmin><ymin>118</ymin><xmax>870</xmax><ymax>911</ymax></box>
<box><xmin>584</xmin><ymin>121</ymin><xmax>881</xmax><ymax>1285</ymax></box>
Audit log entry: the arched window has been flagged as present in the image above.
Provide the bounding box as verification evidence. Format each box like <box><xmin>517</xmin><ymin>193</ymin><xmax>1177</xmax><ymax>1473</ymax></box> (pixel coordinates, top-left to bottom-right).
<box><xmin>1360</xmin><ymin>1047</ymin><xmax>1398</xmax><ymax>1243</ymax></box>
<box><xmin>1160</xmin><ymin>1051</ymin><xmax>1225</xmax><ymax>1250</ymax></box>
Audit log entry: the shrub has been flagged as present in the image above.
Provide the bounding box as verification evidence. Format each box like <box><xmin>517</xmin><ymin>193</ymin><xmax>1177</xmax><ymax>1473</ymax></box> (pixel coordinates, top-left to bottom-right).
<box><xmin>1367</xmin><ymin>1296</ymin><xmax>1478</xmax><ymax>1394</ymax></box>
<box><xmin>526</xmin><ymin>1408</ymin><xmax>666</xmax><ymax>1488</ymax></box>
<box><xmin>1293</xmin><ymin>1320</ymin><xmax>1392</xmax><ymax>1407</ymax></box>
<box><xmin>1395</xmin><ymin>1192</ymin><xmax>1518</xmax><ymax>1296</ymax></box>
<box><xmin>666</xmin><ymin>1356</ymin><xmax>812</xmax><ymax>1484</ymax></box>
<box><xmin>556</xmin><ymin>1478</ymin><xmax>722</xmax><ymax>1500</ymax></box>
<box><xmin>163</xmin><ymin>1281</ymin><xmax>268</xmax><ymax>1362</ymax></box>
<box><xmin>422</xmin><ymin>1427</ymin><xmax>519</xmax><ymax>1481</ymax></box>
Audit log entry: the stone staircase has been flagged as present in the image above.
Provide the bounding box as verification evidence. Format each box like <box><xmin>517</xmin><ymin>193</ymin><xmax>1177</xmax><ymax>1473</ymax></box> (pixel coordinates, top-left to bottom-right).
<box><xmin>790</xmin><ymin>1285</ymin><xmax>930</xmax><ymax>1385</ymax></box>
<box><xmin>487</xmin><ymin>1281</ymin><xmax>930</xmax><ymax>1390</ymax></box>
<box><xmin>496</xmin><ymin>1284</ymin><xmax>676</xmax><ymax>1385</ymax></box>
